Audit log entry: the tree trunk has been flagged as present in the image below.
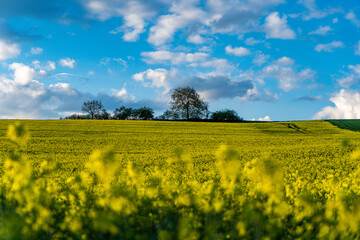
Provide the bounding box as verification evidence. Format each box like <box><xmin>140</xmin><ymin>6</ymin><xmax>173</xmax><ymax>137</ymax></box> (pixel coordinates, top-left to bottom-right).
<box><xmin>186</xmin><ymin>105</ymin><xmax>189</xmax><ymax>120</ymax></box>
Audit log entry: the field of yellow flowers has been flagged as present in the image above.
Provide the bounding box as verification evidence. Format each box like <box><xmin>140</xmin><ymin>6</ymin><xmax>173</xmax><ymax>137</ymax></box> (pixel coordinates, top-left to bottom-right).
<box><xmin>1</xmin><ymin>120</ymin><xmax>360</xmax><ymax>239</ymax></box>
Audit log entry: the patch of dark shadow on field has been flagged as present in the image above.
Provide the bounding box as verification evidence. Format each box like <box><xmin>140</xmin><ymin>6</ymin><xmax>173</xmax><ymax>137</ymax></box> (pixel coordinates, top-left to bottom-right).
<box><xmin>281</xmin><ymin>123</ymin><xmax>311</xmax><ymax>134</ymax></box>
<box><xmin>327</xmin><ymin>120</ymin><xmax>360</xmax><ymax>132</ymax></box>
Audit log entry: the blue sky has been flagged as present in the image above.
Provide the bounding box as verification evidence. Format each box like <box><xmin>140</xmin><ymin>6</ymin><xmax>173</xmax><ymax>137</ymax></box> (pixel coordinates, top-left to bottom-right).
<box><xmin>0</xmin><ymin>0</ymin><xmax>359</xmax><ymax>120</ymax></box>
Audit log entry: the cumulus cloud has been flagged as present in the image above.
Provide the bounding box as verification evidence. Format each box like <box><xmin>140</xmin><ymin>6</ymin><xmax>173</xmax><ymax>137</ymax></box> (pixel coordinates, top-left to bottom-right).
<box><xmin>0</xmin><ymin>39</ymin><xmax>21</xmax><ymax>60</ymax></box>
<box><xmin>0</xmin><ymin>63</ymin><xmax>61</xmax><ymax>118</ymax></box>
<box><xmin>59</xmin><ymin>58</ymin><xmax>76</xmax><ymax>68</ymax></box>
<box><xmin>141</xmin><ymin>50</ymin><xmax>231</xmax><ymax>69</ymax></box>
<box><xmin>133</xmin><ymin>68</ymin><xmax>177</xmax><ymax>93</ymax></box>
<box><xmin>148</xmin><ymin>1</ymin><xmax>205</xmax><ymax>46</ymax></box>
<box><xmin>258</xmin><ymin>115</ymin><xmax>272</xmax><ymax>121</ymax></box>
<box><xmin>315</xmin><ymin>41</ymin><xmax>344</xmax><ymax>52</ymax></box>
<box><xmin>0</xmin><ymin>62</ymin><xmax>165</xmax><ymax>118</ymax></box>
<box><xmin>274</xmin><ymin>56</ymin><xmax>295</xmax><ymax>65</ymax></box>
<box><xmin>9</xmin><ymin>63</ymin><xmax>47</xmax><ymax>85</ymax></box>
<box><xmin>309</xmin><ymin>25</ymin><xmax>332</xmax><ymax>35</ymax></box>
<box><xmin>178</xmin><ymin>75</ymin><xmax>254</xmax><ymax>101</ymax></box>
<box><xmin>263</xmin><ymin>12</ymin><xmax>296</xmax><ymax>39</ymax></box>
<box><xmin>250</xmin><ymin>115</ymin><xmax>272</xmax><ymax>121</ymax></box>
<box><xmin>240</xmin><ymin>86</ymin><xmax>278</xmax><ymax>102</ymax></box>
<box><xmin>313</xmin><ymin>89</ymin><xmax>360</xmax><ymax>119</ymax></box>
<box><xmin>225</xmin><ymin>45</ymin><xmax>250</xmax><ymax>56</ymax></box>
<box><xmin>346</xmin><ymin>11</ymin><xmax>360</xmax><ymax>28</ymax></box>
<box><xmin>111</xmin><ymin>83</ymin><xmax>135</xmax><ymax>101</ymax></box>
<box><xmin>208</xmin><ymin>0</ymin><xmax>284</xmax><ymax>34</ymax></box>
<box><xmin>187</xmin><ymin>34</ymin><xmax>206</xmax><ymax>44</ymax></box>
<box><xmin>261</xmin><ymin>57</ymin><xmax>315</xmax><ymax>91</ymax></box>
<box><xmin>337</xmin><ymin>64</ymin><xmax>360</xmax><ymax>88</ymax></box>
<box><xmin>103</xmin><ymin>1</ymin><xmax>156</xmax><ymax>41</ymax></box>
<box><xmin>30</xmin><ymin>47</ymin><xmax>43</xmax><ymax>55</ymax></box>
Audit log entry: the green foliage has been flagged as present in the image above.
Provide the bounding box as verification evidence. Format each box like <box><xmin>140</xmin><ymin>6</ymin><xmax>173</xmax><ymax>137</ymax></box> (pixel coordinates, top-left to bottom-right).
<box><xmin>211</xmin><ymin>109</ymin><xmax>242</xmax><ymax>122</ymax></box>
<box><xmin>0</xmin><ymin>120</ymin><xmax>360</xmax><ymax>239</ymax></box>
<box><xmin>113</xmin><ymin>106</ymin><xmax>134</xmax><ymax>120</ymax></box>
<box><xmin>170</xmin><ymin>86</ymin><xmax>208</xmax><ymax>120</ymax></box>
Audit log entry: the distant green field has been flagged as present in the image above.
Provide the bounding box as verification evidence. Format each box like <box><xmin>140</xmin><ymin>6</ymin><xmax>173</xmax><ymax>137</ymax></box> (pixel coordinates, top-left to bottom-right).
<box><xmin>327</xmin><ymin>119</ymin><xmax>360</xmax><ymax>131</ymax></box>
<box><xmin>2</xmin><ymin>119</ymin><xmax>360</xmax><ymax>239</ymax></box>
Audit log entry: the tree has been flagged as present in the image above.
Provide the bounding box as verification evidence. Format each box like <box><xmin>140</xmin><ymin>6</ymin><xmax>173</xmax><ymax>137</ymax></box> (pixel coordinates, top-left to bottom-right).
<box><xmin>170</xmin><ymin>86</ymin><xmax>208</xmax><ymax>120</ymax></box>
<box><xmin>134</xmin><ymin>107</ymin><xmax>154</xmax><ymax>120</ymax></box>
<box><xmin>82</xmin><ymin>100</ymin><xmax>103</xmax><ymax>119</ymax></box>
<box><xmin>211</xmin><ymin>109</ymin><xmax>242</xmax><ymax>122</ymax></box>
<box><xmin>113</xmin><ymin>106</ymin><xmax>134</xmax><ymax>120</ymax></box>
<box><xmin>98</xmin><ymin>109</ymin><xmax>110</xmax><ymax>120</ymax></box>
<box><xmin>158</xmin><ymin>109</ymin><xmax>180</xmax><ymax>120</ymax></box>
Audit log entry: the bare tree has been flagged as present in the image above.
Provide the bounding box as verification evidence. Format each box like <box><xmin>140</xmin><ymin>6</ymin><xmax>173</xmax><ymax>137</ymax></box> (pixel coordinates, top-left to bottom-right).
<box><xmin>170</xmin><ymin>86</ymin><xmax>208</xmax><ymax>120</ymax></box>
<box><xmin>82</xmin><ymin>100</ymin><xmax>103</xmax><ymax>119</ymax></box>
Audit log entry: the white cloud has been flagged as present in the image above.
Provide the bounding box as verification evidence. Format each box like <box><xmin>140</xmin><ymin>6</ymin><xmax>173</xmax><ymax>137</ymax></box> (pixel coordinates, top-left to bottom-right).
<box><xmin>346</xmin><ymin>11</ymin><xmax>360</xmax><ymax>28</ymax></box>
<box><xmin>299</xmin><ymin>0</ymin><xmax>339</xmax><ymax>20</ymax></box>
<box><xmin>49</xmin><ymin>83</ymin><xmax>77</xmax><ymax>96</ymax></box>
<box><xmin>0</xmin><ymin>61</ymin><xmax>163</xmax><ymax>119</ymax></box>
<box><xmin>187</xmin><ymin>34</ymin><xmax>205</xmax><ymax>44</ymax></box>
<box><xmin>141</xmin><ymin>50</ymin><xmax>231</xmax><ymax>70</ymax></box>
<box><xmin>59</xmin><ymin>58</ymin><xmax>76</xmax><ymax>68</ymax></box>
<box><xmin>337</xmin><ymin>64</ymin><xmax>360</xmax><ymax>88</ymax></box>
<box><xmin>240</xmin><ymin>86</ymin><xmax>278</xmax><ymax>102</ymax></box>
<box><xmin>315</xmin><ymin>41</ymin><xmax>344</xmax><ymax>52</ymax></box>
<box><xmin>355</xmin><ymin>41</ymin><xmax>360</xmax><ymax>56</ymax></box>
<box><xmin>309</xmin><ymin>25</ymin><xmax>332</xmax><ymax>35</ymax></box>
<box><xmin>46</xmin><ymin>61</ymin><xmax>56</xmax><ymax>71</ymax></box>
<box><xmin>0</xmin><ymin>63</ymin><xmax>52</xmax><ymax>118</ymax></box>
<box><xmin>258</xmin><ymin>116</ymin><xmax>272</xmax><ymax>121</ymax></box>
<box><xmin>208</xmin><ymin>0</ymin><xmax>284</xmax><ymax>34</ymax></box>
<box><xmin>85</xmin><ymin>0</ymin><xmax>156</xmax><ymax>42</ymax></box>
<box><xmin>225</xmin><ymin>45</ymin><xmax>250</xmax><ymax>56</ymax></box>
<box><xmin>32</xmin><ymin>60</ymin><xmax>56</xmax><ymax>71</ymax></box>
<box><xmin>263</xmin><ymin>12</ymin><xmax>296</xmax><ymax>39</ymax></box>
<box><xmin>0</xmin><ymin>39</ymin><xmax>21</xmax><ymax>60</ymax></box>
<box><xmin>274</xmin><ymin>56</ymin><xmax>295</xmax><ymax>65</ymax></box>
<box><xmin>148</xmin><ymin>1</ymin><xmax>205</xmax><ymax>46</ymax></box>
<box><xmin>141</xmin><ymin>50</ymin><xmax>209</xmax><ymax>64</ymax></box>
<box><xmin>245</xmin><ymin>37</ymin><xmax>263</xmax><ymax>46</ymax></box>
<box><xmin>111</xmin><ymin>83</ymin><xmax>135</xmax><ymax>101</ymax></box>
<box><xmin>252</xmin><ymin>52</ymin><xmax>269</xmax><ymax>66</ymax></box>
<box><xmin>9</xmin><ymin>63</ymin><xmax>47</xmax><ymax>85</ymax></box>
<box><xmin>250</xmin><ymin>115</ymin><xmax>272</xmax><ymax>121</ymax></box>
<box><xmin>313</xmin><ymin>89</ymin><xmax>360</xmax><ymax>119</ymax></box>
<box><xmin>261</xmin><ymin>57</ymin><xmax>315</xmax><ymax>91</ymax></box>
<box><xmin>31</xmin><ymin>47</ymin><xmax>43</xmax><ymax>55</ymax></box>
<box><xmin>133</xmin><ymin>68</ymin><xmax>177</xmax><ymax>93</ymax></box>
<box><xmin>333</xmin><ymin>18</ymin><xmax>338</xmax><ymax>23</ymax></box>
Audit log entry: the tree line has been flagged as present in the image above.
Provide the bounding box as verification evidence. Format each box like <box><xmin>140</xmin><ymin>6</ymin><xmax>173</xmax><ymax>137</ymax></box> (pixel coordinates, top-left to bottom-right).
<box><xmin>64</xmin><ymin>86</ymin><xmax>243</xmax><ymax>122</ymax></box>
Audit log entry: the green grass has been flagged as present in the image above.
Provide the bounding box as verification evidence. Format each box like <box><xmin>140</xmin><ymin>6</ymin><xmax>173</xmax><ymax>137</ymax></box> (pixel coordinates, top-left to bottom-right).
<box><xmin>327</xmin><ymin>119</ymin><xmax>360</xmax><ymax>131</ymax></box>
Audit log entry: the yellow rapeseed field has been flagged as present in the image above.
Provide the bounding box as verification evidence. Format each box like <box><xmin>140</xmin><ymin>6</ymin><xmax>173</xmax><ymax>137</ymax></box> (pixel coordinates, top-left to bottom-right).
<box><xmin>0</xmin><ymin>120</ymin><xmax>360</xmax><ymax>239</ymax></box>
